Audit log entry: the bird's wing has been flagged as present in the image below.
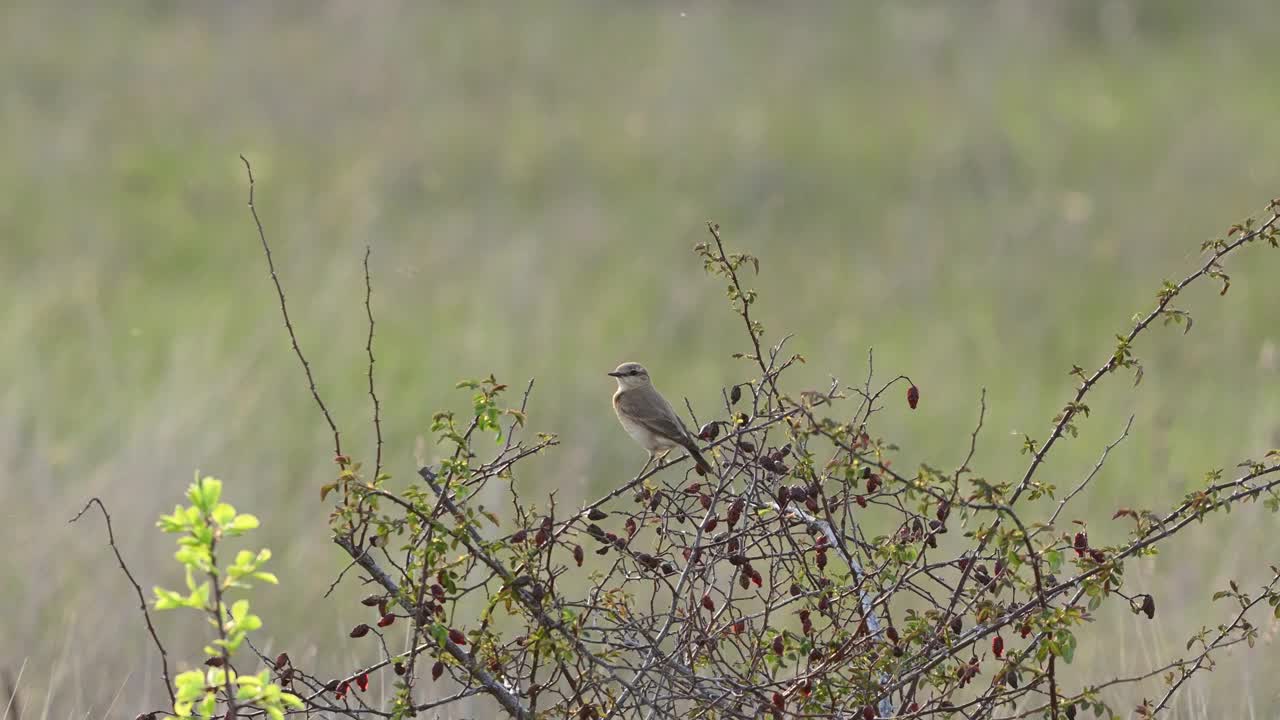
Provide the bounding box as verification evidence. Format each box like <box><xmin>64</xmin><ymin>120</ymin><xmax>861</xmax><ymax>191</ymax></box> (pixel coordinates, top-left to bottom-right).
<box><xmin>616</xmin><ymin>389</ymin><xmax>692</xmax><ymax>443</ymax></box>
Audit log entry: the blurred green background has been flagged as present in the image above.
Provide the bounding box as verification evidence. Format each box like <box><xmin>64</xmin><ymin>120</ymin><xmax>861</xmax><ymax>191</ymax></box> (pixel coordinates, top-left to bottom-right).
<box><xmin>3</xmin><ymin>1</ymin><xmax>1280</xmax><ymax>717</ymax></box>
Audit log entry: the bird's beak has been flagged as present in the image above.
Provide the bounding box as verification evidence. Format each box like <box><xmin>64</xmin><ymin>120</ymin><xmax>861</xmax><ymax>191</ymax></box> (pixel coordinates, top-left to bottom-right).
<box><xmin>607</xmin><ymin>371</ymin><xmax>623</xmax><ymax>377</ymax></box>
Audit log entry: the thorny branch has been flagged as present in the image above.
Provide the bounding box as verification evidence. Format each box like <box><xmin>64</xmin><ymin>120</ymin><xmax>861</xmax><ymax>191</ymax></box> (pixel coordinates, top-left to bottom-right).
<box><xmin>224</xmin><ymin>173</ymin><xmax>1280</xmax><ymax>720</ymax></box>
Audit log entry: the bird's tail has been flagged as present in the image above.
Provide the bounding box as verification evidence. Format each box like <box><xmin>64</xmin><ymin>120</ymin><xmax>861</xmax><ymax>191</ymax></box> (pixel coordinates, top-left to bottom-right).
<box><xmin>683</xmin><ymin>440</ymin><xmax>713</xmax><ymax>474</ymax></box>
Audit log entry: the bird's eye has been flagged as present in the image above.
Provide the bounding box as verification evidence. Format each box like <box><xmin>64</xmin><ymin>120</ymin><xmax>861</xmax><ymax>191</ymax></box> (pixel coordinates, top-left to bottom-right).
<box><xmin>630</xmin><ymin>370</ymin><xmax>640</xmax><ymax>376</ymax></box>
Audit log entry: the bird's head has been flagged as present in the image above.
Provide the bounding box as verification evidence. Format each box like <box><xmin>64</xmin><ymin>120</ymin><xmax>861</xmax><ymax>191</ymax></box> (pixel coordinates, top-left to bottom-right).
<box><xmin>608</xmin><ymin>362</ymin><xmax>652</xmax><ymax>390</ymax></box>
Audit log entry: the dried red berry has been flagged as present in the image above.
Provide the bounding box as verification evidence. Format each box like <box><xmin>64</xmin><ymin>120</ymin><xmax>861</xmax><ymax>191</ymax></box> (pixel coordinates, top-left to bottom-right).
<box><xmin>730</xmin><ymin>385</ymin><xmax>743</xmax><ymax>405</ymax></box>
<box><xmin>273</xmin><ymin>652</ymin><xmax>290</xmax><ymax>670</ymax></box>
<box><xmin>698</xmin><ymin>421</ymin><xmax>720</xmax><ymax>441</ymax></box>
<box><xmin>649</xmin><ymin>491</ymin><xmax>663</xmax><ymax>511</ymax></box>
<box><xmin>1019</xmin><ymin>623</ymin><xmax>1031</xmax><ymax>638</ymax></box>
<box><xmin>907</xmin><ymin>384</ymin><xmax>920</xmax><ymax>410</ymax></box>
<box><xmin>702</xmin><ymin>594</ymin><xmax>715</xmax><ymax>611</ymax></box>
<box><xmin>394</xmin><ymin>661</ymin><xmax>406</xmax><ymax>676</ymax></box>
<box><xmin>863</xmin><ymin>705</ymin><xmax>877</xmax><ymax>720</ymax></box>
<box><xmin>573</xmin><ymin>544</ymin><xmax>584</xmax><ymax>567</ymax></box>
<box><xmin>431</xmin><ymin>660</ymin><xmax>444</xmax><ymax>681</ymax></box>
<box><xmin>992</xmin><ymin>635</ymin><xmax>1004</xmax><ymax>658</ymax></box>
<box><xmin>855</xmin><ymin>495</ymin><xmax>867</xmax><ymax>508</ymax></box>
<box><xmin>773</xmin><ymin>635</ymin><xmax>785</xmax><ymax>655</ymax></box>
<box><xmin>1073</xmin><ymin>531</ymin><xmax>1088</xmax><ymax>556</ymax></box>
<box><xmin>974</xmin><ymin>564</ymin><xmax>992</xmax><ymax>586</ymax></box>
<box><xmin>733</xmin><ymin>620</ymin><xmax>745</xmax><ymax>634</ymax></box>
<box><xmin>727</xmin><ymin>498</ymin><xmax>744</xmax><ymax>526</ymax></box>
<box><xmin>448</xmin><ymin>628</ymin><xmax>467</xmax><ymax>645</ymax></box>
<box><xmin>866</xmin><ymin>475</ymin><xmax>881</xmax><ymax>493</ymax></box>
<box><xmin>356</xmin><ymin>672</ymin><xmax>369</xmax><ymax>692</ymax></box>
<box><xmin>349</xmin><ymin>623</ymin><xmax>371</xmax><ymax>638</ymax></box>
<box><xmin>1141</xmin><ymin>595</ymin><xmax>1156</xmax><ymax>619</ymax></box>
<box><xmin>377</xmin><ymin>613</ymin><xmax>395</xmax><ymax>628</ymax></box>
<box><xmin>703</xmin><ymin>516</ymin><xmax>718</xmax><ymax>532</ymax></box>
<box><xmin>360</xmin><ymin>594</ymin><xmax>382</xmax><ymax>607</ymax></box>
<box><xmin>772</xmin><ymin>692</ymin><xmax>785</xmax><ymax>710</ymax></box>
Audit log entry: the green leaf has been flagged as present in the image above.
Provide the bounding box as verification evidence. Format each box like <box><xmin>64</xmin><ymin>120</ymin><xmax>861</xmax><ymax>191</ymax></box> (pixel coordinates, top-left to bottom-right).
<box><xmin>175</xmin><ymin>669</ymin><xmax>206</xmax><ymax>699</ymax></box>
<box><xmin>429</xmin><ymin>623</ymin><xmax>448</xmax><ymax>646</ymax></box>
<box><xmin>154</xmin><ymin>587</ymin><xmax>185</xmax><ymax>610</ymax></box>
<box><xmin>211</xmin><ymin>503</ymin><xmax>236</xmax><ymax>526</ymax></box>
<box><xmin>228</xmin><ymin>514</ymin><xmax>260</xmax><ymax>533</ymax></box>
<box><xmin>1046</xmin><ymin>549</ymin><xmax>1063</xmax><ymax>573</ymax></box>
<box><xmin>197</xmin><ymin>691</ymin><xmax>216</xmax><ymax>719</ymax></box>
<box><xmin>189</xmin><ymin>476</ymin><xmax>223</xmax><ymax>513</ymax></box>
<box><xmin>252</xmin><ymin>571</ymin><xmax>279</xmax><ymax>584</ymax></box>
<box><xmin>231</xmin><ymin>599</ymin><xmax>250</xmax><ymax>622</ymax></box>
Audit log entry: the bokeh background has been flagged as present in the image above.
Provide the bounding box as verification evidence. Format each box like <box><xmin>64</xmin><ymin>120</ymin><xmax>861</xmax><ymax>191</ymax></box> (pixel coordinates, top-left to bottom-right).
<box><xmin>4</xmin><ymin>1</ymin><xmax>1280</xmax><ymax>718</ymax></box>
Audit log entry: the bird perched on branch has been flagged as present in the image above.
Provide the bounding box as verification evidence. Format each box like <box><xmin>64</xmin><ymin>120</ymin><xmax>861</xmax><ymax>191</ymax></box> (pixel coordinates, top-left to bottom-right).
<box><xmin>609</xmin><ymin>361</ymin><xmax>712</xmax><ymax>474</ymax></box>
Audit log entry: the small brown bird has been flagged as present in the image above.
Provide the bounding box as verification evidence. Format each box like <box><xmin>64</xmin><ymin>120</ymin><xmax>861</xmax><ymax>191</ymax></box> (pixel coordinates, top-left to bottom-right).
<box><xmin>609</xmin><ymin>362</ymin><xmax>712</xmax><ymax>474</ymax></box>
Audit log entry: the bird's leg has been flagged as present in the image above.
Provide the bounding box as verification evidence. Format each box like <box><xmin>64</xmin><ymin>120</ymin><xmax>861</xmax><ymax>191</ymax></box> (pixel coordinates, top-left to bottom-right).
<box><xmin>655</xmin><ymin>448</ymin><xmax>674</xmax><ymax>469</ymax></box>
<box><xmin>636</xmin><ymin>453</ymin><xmax>655</xmax><ymax>477</ymax></box>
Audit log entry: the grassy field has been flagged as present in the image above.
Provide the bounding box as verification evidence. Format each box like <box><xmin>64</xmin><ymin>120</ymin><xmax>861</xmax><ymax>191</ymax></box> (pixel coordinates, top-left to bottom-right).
<box><xmin>3</xmin><ymin>2</ymin><xmax>1280</xmax><ymax>717</ymax></box>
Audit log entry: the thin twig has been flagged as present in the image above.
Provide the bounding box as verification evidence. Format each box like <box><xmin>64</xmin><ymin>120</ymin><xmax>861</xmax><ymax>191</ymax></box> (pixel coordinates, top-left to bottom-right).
<box><xmin>69</xmin><ymin>498</ymin><xmax>175</xmax><ymax>706</ymax></box>
<box><xmin>239</xmin><ymin>154</ymin><xmax>343</xmax><ymax>457</ymax></box>
<box><xmin>363</xmin><ymin>245</ymin><xmax>383</xmax><ymax>479</ymax></box>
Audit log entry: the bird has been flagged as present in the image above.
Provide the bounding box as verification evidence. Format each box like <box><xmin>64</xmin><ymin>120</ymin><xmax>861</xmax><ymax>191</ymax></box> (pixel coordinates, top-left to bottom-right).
<box><xmin>609</xmin><ymin>361</ymin><xmax>712</xmax><ymax>475</ymax></box>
